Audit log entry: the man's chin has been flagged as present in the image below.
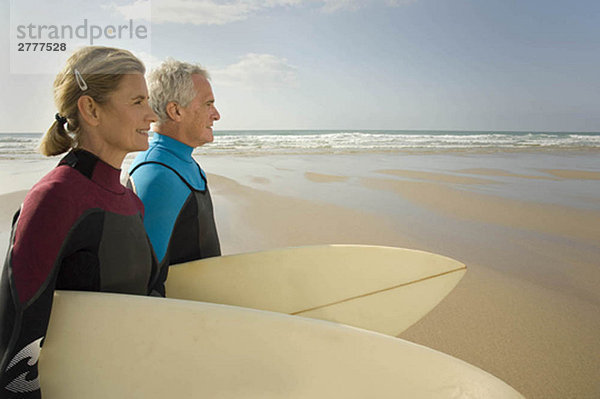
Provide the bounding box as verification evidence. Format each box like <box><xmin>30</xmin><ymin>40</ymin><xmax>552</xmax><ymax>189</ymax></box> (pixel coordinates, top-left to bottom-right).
<box><xmin>195</xmin><ymin>134</ymin><xmax>214</xmax><ymax>147</ymax></box>
<box><xmin>204</xmin><ymin>130</ymin><xmax>214</xmax><ymax>143</ymax></box>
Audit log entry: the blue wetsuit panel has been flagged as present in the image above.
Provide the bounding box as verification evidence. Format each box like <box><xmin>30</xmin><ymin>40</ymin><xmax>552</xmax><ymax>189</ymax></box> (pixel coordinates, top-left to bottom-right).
<box><xmin>129</xmin><ymin>133</ymin><xmax>220</xmax><ymax>266</ymax></box>
<box><xmin>129</xmin><ymin>164</ymin><xmax>190</xmax><ymax>263</ymax></box>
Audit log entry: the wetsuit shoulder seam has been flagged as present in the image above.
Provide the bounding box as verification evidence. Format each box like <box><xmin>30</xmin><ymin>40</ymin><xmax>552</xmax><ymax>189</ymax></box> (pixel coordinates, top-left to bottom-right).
<box><xmin>130</xmin><ymin>161</ymin><xmax>203</xmax><ymax>192</ymax></box>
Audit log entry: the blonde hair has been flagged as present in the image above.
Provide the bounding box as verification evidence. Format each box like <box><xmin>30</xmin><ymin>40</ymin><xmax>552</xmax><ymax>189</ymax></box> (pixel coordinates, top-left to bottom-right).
<box><xmin>40</xmin><ymin>46</ymin><xmax>146</xmax><ymax>156</ymax></box>
<box><xmin>147</xmin><ymin>58</ymin><xmax>209</xmax><ymax>124</ymax></box>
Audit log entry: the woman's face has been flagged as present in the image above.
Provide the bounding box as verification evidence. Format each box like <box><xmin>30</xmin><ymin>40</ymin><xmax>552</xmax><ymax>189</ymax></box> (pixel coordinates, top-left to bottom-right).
<box><xmin>96</xmin><ymin>73</ymin><xmax>157</xmax><ymax>164</ymax></box>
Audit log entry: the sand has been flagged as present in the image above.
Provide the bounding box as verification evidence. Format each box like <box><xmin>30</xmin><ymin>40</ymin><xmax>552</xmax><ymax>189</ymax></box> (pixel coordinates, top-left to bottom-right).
<box><xmin>457</xmin><ymin>168</ymin><xmax>559</xmax><ymax>180</ymax></box>
<box><xmin>304</xmin><ymin>172</ymin><xmax>350</xmax><ymax>183</ymax></box>
<box><xmin>541</xmin><ymin>169</ymin><xmax>600</xmax><ymax>180</ymax></box>
<box><xmin>1</xmin><ymin>151</ymin><xmax>599</xmax><ymax>398</ymax></box>
<box><xmin>202</xmin><ymin>153</ymin><xmax>600</xmax><ymax>399</ymax></box>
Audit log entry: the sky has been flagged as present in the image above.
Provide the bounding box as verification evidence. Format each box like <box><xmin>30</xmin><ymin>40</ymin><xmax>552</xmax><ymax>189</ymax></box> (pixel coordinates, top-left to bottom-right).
<box><xmin>1</xmin><ymin>0</ymin><xmax>599</xmax><ymax>133</ymax></box>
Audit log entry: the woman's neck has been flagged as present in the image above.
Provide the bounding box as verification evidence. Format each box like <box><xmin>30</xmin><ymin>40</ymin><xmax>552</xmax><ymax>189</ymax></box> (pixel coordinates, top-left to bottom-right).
<box><xmin>77</xmin><ymin>137</ymin><xmax>126</xmax><ymax>170</ymax></box>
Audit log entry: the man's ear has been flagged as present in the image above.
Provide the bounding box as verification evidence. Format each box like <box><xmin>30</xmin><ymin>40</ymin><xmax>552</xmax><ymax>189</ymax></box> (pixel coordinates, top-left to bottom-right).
<box><xmin>77</xmin><ymin>96</ymin><xmax>100</xmax><ymax>127</ymax></box>
<box><xmin>165</xmin><ymin>101</ymin><xmax>183</xmax><ymax>122</ymax></box>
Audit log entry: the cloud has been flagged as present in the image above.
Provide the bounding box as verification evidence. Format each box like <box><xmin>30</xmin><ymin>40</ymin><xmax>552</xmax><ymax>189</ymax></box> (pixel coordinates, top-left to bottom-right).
<box><xmin>385</xmin><ymin>0</ymin><xmax>419</xmax><ymax>6</ymax></box>
<box><xmin>108</xmin><ymin>0</ymin><xmax>411</xmax><ymax>26</ymax></box>
<box><xmin>104</xmin><ymin>0</ymin><xmax>253</xmax><ymax>25</ymax></box>
<box><xmin>319</xmin><ymin>0</ymin><xmax>361</xmax><ymax>12</ymax></box>
<box><xmin>134</xmin><ymin>50</ymin><xmax>164</xmax><ymax>72</ymax></box>
<box><xmin>211</xmin><ymin>53</ymin><xmax>298</xmax><ymax>89</ymax></box>
<box><xmin>153</xmin><ymin>0</ymin><xmax>257</xmax><ymax>25</ymax></box>
<box><xmin>103</xmin><ymin>0</ymin><xmax>152</xmax><ymax>20</ymax></box>
<box><xmin>320</xmin><ymin>0</ymin><xmax>417</xmax><ymax>12</ymax></box>
<box><xmin>261</xmin><ymin>0</ymin><xmax>305</xmax><ymax>6</ymax></box>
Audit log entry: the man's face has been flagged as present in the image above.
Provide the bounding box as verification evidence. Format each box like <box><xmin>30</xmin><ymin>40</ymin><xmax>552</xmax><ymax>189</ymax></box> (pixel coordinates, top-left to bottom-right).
<box><xmin>179</xmin><ymin>74</ymin><xmax>220</xmax><ymax>148</ymax></box>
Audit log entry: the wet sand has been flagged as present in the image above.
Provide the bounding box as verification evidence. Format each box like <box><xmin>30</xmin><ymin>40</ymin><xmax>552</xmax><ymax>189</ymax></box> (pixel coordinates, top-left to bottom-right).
<box><xmin>1</xmin><ymin>152</ymin><xmax>599</xmax><ymax>398</ymax></box>
<box><xmin>201</xmin><ymin>152</ymin><xmax>599</xmax><ymax>399</ymax></box>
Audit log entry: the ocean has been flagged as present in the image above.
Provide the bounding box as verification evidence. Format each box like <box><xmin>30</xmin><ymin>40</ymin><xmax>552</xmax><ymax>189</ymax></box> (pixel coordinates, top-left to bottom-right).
<box><xmin>1</xmin><ymin>130</ymin><xmax>599</xmax><ymax>160</ymax></box>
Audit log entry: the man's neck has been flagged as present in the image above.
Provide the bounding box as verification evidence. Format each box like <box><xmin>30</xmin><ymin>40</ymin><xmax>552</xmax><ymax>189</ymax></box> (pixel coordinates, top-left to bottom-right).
<box><xmin>152</xmin><ymin>123</ymin><xmax>179</xmax><ymax>142</ymax></box>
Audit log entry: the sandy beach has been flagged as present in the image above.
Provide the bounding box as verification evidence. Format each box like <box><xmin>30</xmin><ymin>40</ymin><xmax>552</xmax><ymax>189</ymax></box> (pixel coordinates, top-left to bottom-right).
<box><xmin>1</xmin><ymin>150</ymin><xmax>599</xmax><ymax>398</ymax></box>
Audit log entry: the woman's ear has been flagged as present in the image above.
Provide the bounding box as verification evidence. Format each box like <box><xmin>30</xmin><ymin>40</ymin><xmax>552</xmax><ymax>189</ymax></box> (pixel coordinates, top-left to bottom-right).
<box><xmin>77</xmin><ymin>95</ymin><xmax>101</xmax><ymax>127</ymax></box>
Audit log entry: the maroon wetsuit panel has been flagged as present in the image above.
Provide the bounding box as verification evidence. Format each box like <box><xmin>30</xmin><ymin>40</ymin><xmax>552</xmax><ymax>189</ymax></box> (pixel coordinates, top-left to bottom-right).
<box><xmin>0</xmin><ymin>150</ymin><xmax>164</xmax><ymax>399</ymax></box>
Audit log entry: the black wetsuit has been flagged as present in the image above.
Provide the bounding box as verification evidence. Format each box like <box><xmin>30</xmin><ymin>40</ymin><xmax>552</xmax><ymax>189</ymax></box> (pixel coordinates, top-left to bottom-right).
<box><xmin>0</xmin><ymin>149</ymin><xmax>165</xmax><ymax>399</ymax></box>
<box><xmin>128</xmin><ymin>133</ymin><xmax>221</xmax><ymax>268</ymax></box>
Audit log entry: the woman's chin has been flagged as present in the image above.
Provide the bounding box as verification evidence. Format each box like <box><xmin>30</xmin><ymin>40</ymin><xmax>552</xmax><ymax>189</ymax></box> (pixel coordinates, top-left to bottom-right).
<box><xmin>133</xmin><ymin>139</ymin><xmax>150</xmax><ymax>152</ymax></box>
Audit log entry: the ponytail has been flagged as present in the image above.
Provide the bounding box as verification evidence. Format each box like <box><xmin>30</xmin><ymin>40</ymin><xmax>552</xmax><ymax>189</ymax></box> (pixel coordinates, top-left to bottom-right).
<box><xmin>39</xmin><ymin>117</ymin><xmax>74</xmax><ymax>156</ymax></box>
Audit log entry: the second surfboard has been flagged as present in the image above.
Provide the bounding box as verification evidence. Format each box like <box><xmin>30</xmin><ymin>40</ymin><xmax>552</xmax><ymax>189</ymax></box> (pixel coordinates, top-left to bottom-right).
<box><xmin>166</xmin><ymin>245</ymin><xmax>466</xmax><ymax>336</ymax></box>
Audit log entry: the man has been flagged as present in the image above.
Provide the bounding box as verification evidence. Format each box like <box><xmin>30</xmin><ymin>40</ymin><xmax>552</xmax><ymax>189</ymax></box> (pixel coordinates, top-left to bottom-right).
<box><xmin>128</xmin><ymin>59</ymin><xmax>221</xmax><ymax>271</ymax></box>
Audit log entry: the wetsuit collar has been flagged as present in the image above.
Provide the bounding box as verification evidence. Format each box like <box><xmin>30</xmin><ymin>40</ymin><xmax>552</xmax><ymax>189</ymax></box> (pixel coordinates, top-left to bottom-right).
<box><xmin>151</xmin><ymin>132</ymin><xmax>194</xmax><ymax>162</ymax></box>
<box><xmin>60</xmin><ymin>149</ymin><xmax>126</xmax><ymax>194</ymax></box>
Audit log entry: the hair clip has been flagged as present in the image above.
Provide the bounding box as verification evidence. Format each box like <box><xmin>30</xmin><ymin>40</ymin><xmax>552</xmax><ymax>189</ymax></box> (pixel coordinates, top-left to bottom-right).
<box><xmin>74</xmin><ymin>69</ymin><xmax>88</xmax><ymax>91</ymax></box>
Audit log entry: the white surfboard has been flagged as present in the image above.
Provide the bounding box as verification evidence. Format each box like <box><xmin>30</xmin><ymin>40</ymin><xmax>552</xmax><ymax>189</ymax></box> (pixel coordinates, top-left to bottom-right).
<box><xmin>38</xmin><ymin>291</ymin><xmax>523</xmax><ymax>398</ymax></box>
<box><xmin>166</xmin><ymin>245</ymin><xmax>466</xmax><ymax>336</ymax></box>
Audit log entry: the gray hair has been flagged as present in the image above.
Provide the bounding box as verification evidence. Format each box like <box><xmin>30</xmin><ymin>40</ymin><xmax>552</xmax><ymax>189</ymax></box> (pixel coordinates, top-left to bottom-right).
<box><xmin>147</xmin><ymin>58</ymin><xmax>210</xmax><ymax>124</ymax></box>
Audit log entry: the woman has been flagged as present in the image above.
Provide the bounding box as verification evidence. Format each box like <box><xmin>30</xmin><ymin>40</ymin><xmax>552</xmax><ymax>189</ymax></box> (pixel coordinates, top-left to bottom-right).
<box><xmin>0</xmin><ymin>46</ymin><xmax>164</xmax><ymax>399</ymax></box>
